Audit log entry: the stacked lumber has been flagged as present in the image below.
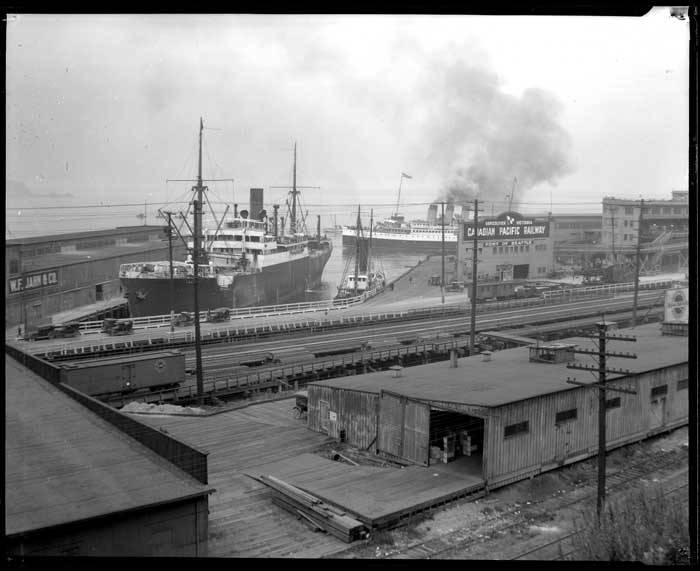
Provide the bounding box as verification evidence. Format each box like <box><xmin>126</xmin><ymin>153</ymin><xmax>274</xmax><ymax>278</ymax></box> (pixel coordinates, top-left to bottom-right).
<box><xmin>258</xmin><ymin>474</ymin><xmax>368</xmax><ymax>542</ymax></box>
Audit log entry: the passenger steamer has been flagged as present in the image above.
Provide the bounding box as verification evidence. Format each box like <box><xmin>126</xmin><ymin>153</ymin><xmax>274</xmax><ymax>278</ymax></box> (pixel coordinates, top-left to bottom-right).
<box><xmin>119</xmin><ymin>120</ymin><xmax>332</xmax><ymax>317</ymax></box>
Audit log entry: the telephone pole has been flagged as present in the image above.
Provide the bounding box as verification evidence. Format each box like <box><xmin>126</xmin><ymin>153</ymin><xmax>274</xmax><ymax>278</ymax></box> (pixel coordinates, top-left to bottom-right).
<box><xmin>566</xmin><ymin>320</ymin><xmax>637</xmax><ymax>515</ymax></box>
<box><xmin>469</xmin><ymin>199</ymin><xmax>483</xmax><ymax>354</ymax></box>
<box><xmin>162</xmin><ymin>210</ymin><xmax>176</xmax><ymax>332</ymax></box>
<box><xmin>610</xmin><ymin>211</ymin><xmax>616</xmax><ymax>266</ymax></box>
<box><xmin>632</xmin><ymin>199</ymin><xmax>644</xmax><ymax>326</ymax></box>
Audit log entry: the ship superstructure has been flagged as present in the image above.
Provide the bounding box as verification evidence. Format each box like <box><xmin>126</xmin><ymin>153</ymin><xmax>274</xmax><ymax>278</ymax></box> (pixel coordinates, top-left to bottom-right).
<box><xmin>120</xmin><ymin>122</ymin><xmax>332</xmax><ymax>317</ymax></box>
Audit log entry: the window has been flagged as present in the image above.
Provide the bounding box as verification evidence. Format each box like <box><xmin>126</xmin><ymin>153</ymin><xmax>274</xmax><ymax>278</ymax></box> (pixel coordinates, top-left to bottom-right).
<box><xmin>650</xmin><ymin>385</ymin><xmax>668</xmax><ymax>398</ymax></box>
<box><xmin>499</xmin><ymin>247</ymin><xmax>503</xmax><ymax>254</ymax></box>
<box><xmin>9</xmin><ymin>259</ymin><xmax>20</xmax><ymax>274</ymax></box>
<box><xmin>625</xmin><ymin>207</ymin><xmax>633</xmax><ymax>215</ymax></box>
<box><xmin>555</xmin><ymin>408</ymin><xmax>577</xmax><ymax>424</ymax></box>
<box><xmin>624</xmin><ymin>220</ymin><xmax>628</xmax><ymax>227</ymax></box>
<box><xmin>662</xmin><ymin>207</ymin><xmax>670</xmax><ymax>215</ymax></box>
<box><xmin>605</xmin><ymin>397</ymin><xmax>621</xmax><ymax>410</ymax></box>
<box><xmin>493</xmin><ymin>247</ymin><xmax>498</xmax><ymax>255</ymax></box>
<box><xmin>673</xmin><ymin>207</ymin><xmax>682</xmax><ymax>215</ymax></box>
<box><xmin>504</xmin><ymin>421</ymin><xmax>529</xmax><ymax>438</ymax></box>
<box><xmin>677</xmin><ymin>379</ymin><xmax>688</xmax><ymax>390</ymax></box>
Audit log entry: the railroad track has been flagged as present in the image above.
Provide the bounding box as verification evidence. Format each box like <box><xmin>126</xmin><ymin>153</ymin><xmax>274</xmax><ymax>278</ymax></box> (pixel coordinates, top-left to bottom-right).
<box><xmin>512</xmin><ymin>477</ymin><xmax>689</xmax><ymax>561</ymax></box>
<box><xmin>371</xmin><ymin>446</ymin><xmax>687</xmax><ymax>560</ymax></box>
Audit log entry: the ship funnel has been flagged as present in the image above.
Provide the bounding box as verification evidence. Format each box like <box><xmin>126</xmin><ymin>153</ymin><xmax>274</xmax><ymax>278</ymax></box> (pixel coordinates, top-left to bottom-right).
<box><xmin>250</xmin><ymin>188</ymin><xmax>264</xmax><ymax>221</ymax></box>
<box><xmin>233</xmin><ymin>203</ymin><xmax>238</xmax><ymax>218</ymax></box>
<box><xmin>240</xmin><ymin>209</ymin><xmax>249</xmax><ymax>219</ymax></box>
<box><xmin>427</xmin><ymin>204</ymin><xmax>438</xmax><ymax>225</ymax></box>
<box><xmin>444</xmin><ymin>203</ymin><xmax>455</xmax><ymax>225</ymax></box>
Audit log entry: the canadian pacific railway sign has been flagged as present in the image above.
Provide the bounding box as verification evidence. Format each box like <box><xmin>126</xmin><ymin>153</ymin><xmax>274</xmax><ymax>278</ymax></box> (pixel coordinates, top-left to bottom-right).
<box><xmin>462</xmin><ymin>211</ymin><xmax>550</xmax><ymax>241</ymax></box>
<box><xmin>8</xmin><ymin>270</ymin><xmax>59</xmax><ymax>293</ymax></box>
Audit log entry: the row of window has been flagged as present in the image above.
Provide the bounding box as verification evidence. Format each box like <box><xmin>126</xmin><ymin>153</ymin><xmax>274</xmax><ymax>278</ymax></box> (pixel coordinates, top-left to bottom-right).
<box><xmin>503</xmin><ymin>381</ymin><xmax>687</xmax><ymax>439</ymax></box>
<box><xmin>610</xmin><ymin>206</ymin><xmax>688</xmax><ymax>216</ymax></box>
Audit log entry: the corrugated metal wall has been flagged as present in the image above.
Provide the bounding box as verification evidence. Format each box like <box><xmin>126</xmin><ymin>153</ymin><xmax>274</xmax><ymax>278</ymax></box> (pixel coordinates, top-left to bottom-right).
<box><xmin>485</xmin><ymin>364</ymin><xmax>689</xmax><ymax>488</ymax></box>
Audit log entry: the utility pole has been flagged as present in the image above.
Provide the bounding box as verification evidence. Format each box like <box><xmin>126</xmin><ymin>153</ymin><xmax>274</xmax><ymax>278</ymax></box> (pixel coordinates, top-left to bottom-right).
<box><xmin>566</xmin><ymin>320</ymin><xmax>637</xmax><ymax>516</ymax></box>
<box><xmin>368</xmin><ymin>209</ymin><xmax>374</xmax><ymax>280</ymax></box>
<box><xmin>165</xmin><ymin>118</ymin><xmax>233</xmax><ymax>404</ymax></box>
<box><xmin>162</xmin><ymin>210</ymin><xmax>176</xmax><ymax>332</ymax></box>
<box><xmin>632</xmin><ymin>199</ymin><xmax>644</xmax><ymax>326</ymax></box>
<box><xmin>353</xmin><ymin>206</ymin><xmax>361</xmax><ymax>297</ymax></box>
<box><xmin>469</xmin><ymin>199</ymin><xmax>483</xmax><ymax>354</ymax></box>
<box><xmin>273</xmin><ymin>204</ymin><xmax>279</xmax><ymax>238</ymax></box>
<box><xmin>441</xmin><ymin>201</ymin><xmax>445</xmax><ymax>305</ymax></box>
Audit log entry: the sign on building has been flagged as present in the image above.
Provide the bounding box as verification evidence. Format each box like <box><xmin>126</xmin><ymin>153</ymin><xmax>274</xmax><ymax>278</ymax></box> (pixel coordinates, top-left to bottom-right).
<box><xmin>8</xmin><ymin>271</ymin><xmax>59</xmax><ymax>294</ymax></box>
<box><xmin>664</xmin><ymin>287</ymin><xmax>689</xmax><ymax>323</ymax></box>
<box><xmin>462</xmin><ymin>211</ymin><xmax>550</xmax><ymax>241</ymax></box>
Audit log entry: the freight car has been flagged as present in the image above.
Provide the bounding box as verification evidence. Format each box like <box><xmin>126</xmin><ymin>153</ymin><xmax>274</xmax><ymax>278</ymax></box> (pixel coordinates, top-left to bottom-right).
<box><xmin>471</xmin><ymin>280</ymin><xmax>542</xmax><ymax>302</ymax></box>
<box><xmin>58</xmin><ymin>350</ymin><xmax>185</xmax><ymax>397</ymax></box>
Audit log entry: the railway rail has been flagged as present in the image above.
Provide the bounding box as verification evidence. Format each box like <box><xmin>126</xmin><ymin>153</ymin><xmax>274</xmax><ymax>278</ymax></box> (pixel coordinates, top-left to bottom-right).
<box><xmin>367</xmin><ymin>446</ymin><xmax>688</xmax><ymax>560</ymax></box>
<box><xmin>27</xmin><ymin>288</ymin><xmax>666</xmax><ymax>360</ymax></box>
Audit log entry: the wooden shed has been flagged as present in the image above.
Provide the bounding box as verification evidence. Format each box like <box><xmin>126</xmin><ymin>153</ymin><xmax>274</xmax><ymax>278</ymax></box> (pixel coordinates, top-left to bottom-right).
<box><xmin>306</xmin><ymin>323</ymin><xmax>688</xmax><ymax>490</ymax></box>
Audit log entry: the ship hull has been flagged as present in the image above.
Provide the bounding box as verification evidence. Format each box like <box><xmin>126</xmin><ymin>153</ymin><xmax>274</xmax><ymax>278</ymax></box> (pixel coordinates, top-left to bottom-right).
<box><xmin>342</xmin><ymin>233</ymin><xmax>458</xmax><ymax>255</ymax></box>
<box><xmin>121</xmin><ymin>245</ymin><xmax>332</xmax><ymax>317</ymax></box>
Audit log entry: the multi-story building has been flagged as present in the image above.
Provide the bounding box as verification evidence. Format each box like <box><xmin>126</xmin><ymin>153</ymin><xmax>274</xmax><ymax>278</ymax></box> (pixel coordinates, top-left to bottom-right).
<box><xmin>601</xmin><ymin>190</ymin><xmax>689</xmax><ymax>272</ymax></box>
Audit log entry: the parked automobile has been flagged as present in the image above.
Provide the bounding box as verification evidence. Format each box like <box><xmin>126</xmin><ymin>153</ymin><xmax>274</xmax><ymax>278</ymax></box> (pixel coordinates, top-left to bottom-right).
<box><xmin>102</xmin><ymin>318</ymin><xmax>134</xmax><ymax>336</ymax></box>
<box><xmin>292</xmin><ymin>390</ymin><xmax>308</xmax><ymax>419</ymax></box>
<box><xmin>207</xmin><ymin>307</ymin><xmax>231</xmax><ymax>322</ymax></box>
<box><xmin>446</xmin><ymin>281</ymin><xmax>465</xmax><ymax>292</ymax></box>
<box><xmin>172</xmin><ymin>311</ymin><xmax>194</xmax><ymax>327</ymax></box>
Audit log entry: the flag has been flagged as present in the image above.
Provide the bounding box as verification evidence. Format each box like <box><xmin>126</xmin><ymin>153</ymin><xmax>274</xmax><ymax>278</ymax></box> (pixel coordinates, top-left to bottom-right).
<box><xmin>401</xmin><ymin>172</ymin><xmax>412</xmax><ymax>179</ymax></box>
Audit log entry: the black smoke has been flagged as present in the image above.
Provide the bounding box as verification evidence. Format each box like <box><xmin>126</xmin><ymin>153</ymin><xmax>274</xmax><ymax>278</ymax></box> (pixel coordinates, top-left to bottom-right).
<box><xmin>424</xmin><ymin>61</ymin><xmax>574</xmax><ymax>210</ymax></box>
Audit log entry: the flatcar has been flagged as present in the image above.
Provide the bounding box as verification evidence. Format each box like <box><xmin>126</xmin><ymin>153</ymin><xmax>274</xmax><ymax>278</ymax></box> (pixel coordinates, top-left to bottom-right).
<box><xmin>58</xmin><ymin>350</ymin><xmax>185</xmax><ymax>397</ymax></box>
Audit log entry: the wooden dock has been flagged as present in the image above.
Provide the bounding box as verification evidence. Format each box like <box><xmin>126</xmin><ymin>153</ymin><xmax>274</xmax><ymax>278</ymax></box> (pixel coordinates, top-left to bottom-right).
<box><xmin>135</xmin><ymin>399</ymin><xmax>349</xmax><ymax>558</ymax></box>
<box><xmin>133</xmin><ymin>398</ymin><xmax>485</xmax><ymax>555</ymax></box>
<box><xmin>248</xmin><ymin>453</ymin><xmax>484</xmax><ymax>529</ymax></box>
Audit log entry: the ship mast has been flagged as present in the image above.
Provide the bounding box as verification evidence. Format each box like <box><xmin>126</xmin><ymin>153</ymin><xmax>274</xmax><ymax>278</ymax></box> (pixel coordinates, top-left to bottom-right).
<box><xmin>192</xmin><ymin>118</ymin><xmax>206</xmax><ymax>404</ymax></box>
<box><xmin>290</xmin><ymin>142</ymin><xmax>299</xmax><ymax>234</ymax></box>
<box><xmin>354</xmin><ymin>206</ymin><xmax>361</xmax><ymax>296</ymax></box>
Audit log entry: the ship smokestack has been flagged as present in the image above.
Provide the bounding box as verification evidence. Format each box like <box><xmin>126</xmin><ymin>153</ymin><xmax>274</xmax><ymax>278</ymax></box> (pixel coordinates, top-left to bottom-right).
<box><xmin>250</xmin><ymin>188</ymin><xmax>264</xmax><ymax>221</ymax></box>
<box><xmin>428</xmin><ymin>204</ymin><xmax>438</xmax><ymax>225</ymax></box>
<box><xmin>234</xmin><ymin>203</ymin><xmax>238</xmax><ymax>218</ymax></box>
<box><xmin>444</xmin><ymin>203</ymin><xmax>455</xmax><ymax>225</ymax></box>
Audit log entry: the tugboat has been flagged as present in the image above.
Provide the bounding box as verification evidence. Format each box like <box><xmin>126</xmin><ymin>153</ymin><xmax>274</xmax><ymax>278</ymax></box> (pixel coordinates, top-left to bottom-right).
<box><xmin>119</xmin><ymin>119</ymin><xmax>332</xmax><ymax>317</ymax></box>
<box><xmin>335</xmin><ymin>206</ymin><xmax>386</xmax><ymax>300</ymax></box>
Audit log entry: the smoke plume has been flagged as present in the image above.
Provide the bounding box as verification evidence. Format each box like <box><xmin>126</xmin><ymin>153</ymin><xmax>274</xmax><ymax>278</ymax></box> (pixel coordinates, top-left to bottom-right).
<box><xmin>424</xmin><ymin>60</ymin><xmax>574</xmax><ymax>210</ymax></box>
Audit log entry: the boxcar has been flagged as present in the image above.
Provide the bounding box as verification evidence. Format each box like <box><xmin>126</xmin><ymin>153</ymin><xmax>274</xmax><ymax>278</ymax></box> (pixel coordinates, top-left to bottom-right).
<box><xmin>58</xmin><ymin>350</ymin><xmax>185</xmax><ymax>397</ymax></box>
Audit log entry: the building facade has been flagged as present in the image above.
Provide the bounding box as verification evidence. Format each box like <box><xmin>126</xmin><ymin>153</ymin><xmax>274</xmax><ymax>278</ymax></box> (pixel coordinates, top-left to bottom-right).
<box><xmin>455</xmin><ymin>211</ymin><xmax>554</xmax><ymax>281</ymax></box>
<box><xmin>5</xmin><ymin>226</ymin><xmax>186</xmax><ymax>328</ymax></box>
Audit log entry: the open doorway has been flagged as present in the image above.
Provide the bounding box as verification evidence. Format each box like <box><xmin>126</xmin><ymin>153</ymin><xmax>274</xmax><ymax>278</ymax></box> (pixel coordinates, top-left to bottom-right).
<box><xmin>428</xmin><ymin>408</ymin><xmax>484</xmax><ymax>480</ymax></box>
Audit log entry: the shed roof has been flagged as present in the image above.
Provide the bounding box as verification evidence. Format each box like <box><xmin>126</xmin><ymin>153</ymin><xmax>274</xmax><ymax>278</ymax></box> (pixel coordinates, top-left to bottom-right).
<box><xmin>5</xmin><ymin>226</ymin><xmax>166</xmax><ymax>247</ymax></box>
<box><xmin>310</xmin><ymin>323</ymin><xmax>687</xmax><ymax>408</ymax></box>
<box><xmin>5</xmin><ymin>357</ymin><xmax>211</xmax><ymax>537</ymax></box>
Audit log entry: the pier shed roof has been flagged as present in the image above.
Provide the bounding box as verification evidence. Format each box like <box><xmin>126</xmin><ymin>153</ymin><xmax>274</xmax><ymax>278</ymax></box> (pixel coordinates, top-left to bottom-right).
<box><xmin>310</xmin><ymin>323</ymin><xmax>687</xmax><ymax>408</ymax></box>
<box><xmin>5</xmin><ymin>356</ymin><xmax>210</xmax><ymax>537</ymax></box>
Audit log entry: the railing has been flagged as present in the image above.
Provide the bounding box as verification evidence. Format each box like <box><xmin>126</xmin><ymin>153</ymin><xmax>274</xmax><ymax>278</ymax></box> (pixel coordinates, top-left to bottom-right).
<box><xmin>542</xmin><ymin>278</ymin><xmax>673</xmax><ymax>303</ymax></box>
<box><xmin>32</xmin><ymin>287</ymin><xmax>666</xmax><ymax>359</ymax></box>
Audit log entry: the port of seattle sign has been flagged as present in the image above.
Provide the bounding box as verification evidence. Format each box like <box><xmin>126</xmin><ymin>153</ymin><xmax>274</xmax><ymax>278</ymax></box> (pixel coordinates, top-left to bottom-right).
<box><xmin>462</xmin><ymin>211</ymin><xmax>550</xmax><ymax>241</ymax></box>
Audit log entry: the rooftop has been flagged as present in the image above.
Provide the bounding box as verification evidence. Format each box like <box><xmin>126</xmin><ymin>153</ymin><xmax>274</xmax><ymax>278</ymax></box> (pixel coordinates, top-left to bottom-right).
<box><xmin>310</xmin><ymin>323</ymin><xmax>688</xmax><ymax>408</ymax></box>
<box><xmin>18</xmin><ymin>241</ymin><xmax>182</xmax><ymax>273</ymax></box>
<box><xmin>5</xmin><ymin>356</ymin><xmax>210</xmax><ymax>537</ymax></box>
<box><xmin>6</xmin><ymin>225</ymin><xmax>167</xmax><ymax>247</ymax></box>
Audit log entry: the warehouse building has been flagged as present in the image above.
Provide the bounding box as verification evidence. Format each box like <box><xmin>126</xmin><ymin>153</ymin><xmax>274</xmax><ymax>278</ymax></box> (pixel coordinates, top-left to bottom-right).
<box><xmin>5</xmin><ymin>226</ymin><xmax>186</xmax><ymax>328</ymax></box>
<box><xmin>306</xmin><ymin>323</ymin><xmax>687</xmax><ymax>491</ymax></box>
<box><xmin>455</xmin><ymin>211</ymin><xmax>554</xmax><ymax>281</ymax></box>
<box><xmin>5</xmin><ymin>356</ymin><xmax>211</xmax><ymax>556</ymax></box>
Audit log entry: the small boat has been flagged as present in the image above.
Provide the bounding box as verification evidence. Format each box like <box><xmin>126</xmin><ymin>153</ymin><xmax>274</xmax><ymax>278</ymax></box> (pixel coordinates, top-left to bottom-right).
<box><xmin>335</xmin><ymin>206</ymin><xmax>386</xmax><ymax>300</ymax></box>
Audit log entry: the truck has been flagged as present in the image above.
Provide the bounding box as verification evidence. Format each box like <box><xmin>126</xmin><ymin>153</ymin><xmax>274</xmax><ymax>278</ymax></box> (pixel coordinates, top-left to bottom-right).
<box><xmin>58</xmin><ymin>350</ymin><xmax>185</xmax><ymax>397</ymax></box>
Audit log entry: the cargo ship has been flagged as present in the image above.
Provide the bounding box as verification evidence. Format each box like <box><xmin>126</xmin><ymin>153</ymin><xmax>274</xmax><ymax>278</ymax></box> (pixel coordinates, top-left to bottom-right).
<box><xmin>341</xmin><ymin>204</ymin><xmax>466</xmax><ymax>254</ymax></box>
<box><xmin>119</xmin><ymin>119</ymin><xmax>332</xmax><ymax>317</ymax></box>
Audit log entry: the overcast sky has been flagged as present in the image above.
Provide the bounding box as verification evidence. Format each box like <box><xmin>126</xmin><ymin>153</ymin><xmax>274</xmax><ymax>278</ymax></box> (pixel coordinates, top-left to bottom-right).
<box><xmin>6</xmin><ymin>10</ymin><xmax>689</xmax><ymax>220</ymax></box>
